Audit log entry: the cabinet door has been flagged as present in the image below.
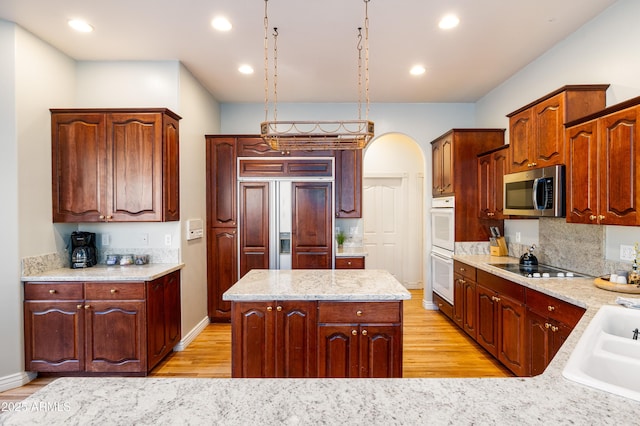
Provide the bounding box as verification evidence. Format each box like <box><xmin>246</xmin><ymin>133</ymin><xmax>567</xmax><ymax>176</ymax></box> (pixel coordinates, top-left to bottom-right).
<box><xmin>497</xmin><ymin>294</ymin><xmax>527</xmax><ymax>376</ymax></box>
<box><xmin>477</xmin><ymin>153</ymin><xmax>492</xmax><ymax>219</ymax></box>
<box><xmin>24</xmin><ymin>301</ymin><xmax>84</xmax><ymax>372</ymax></box>
<box><xmin>452</xmin><ymin>274</ymin><xmax>464</xmax><ymax>328</ymax></box>
<box><xmin>463</xmin><ymin>279</ymin><xmax>477</xmax><ymax>339</ymax></box>
<box><xmin>51</xmin><ymin>113</ymin><xmax>107</xmax><ymax>222</ymax></box>
<box><xmin>335</xmin><ymin>149</ymin><xmax>362</xmax><ymax>218</ymax></box>
<box><xmin>491</xmin><ymin>148</ymin><xmax>508</xmax><ymax>219</ymax></box>
<box><xmin>527</xmin><ymin>309</ymin><xmax>549</xmax><ymax>377</ymax></box>
<box><xmin>292</xmin><ymin>182</ymin><xmax>332</xmax><ymax>269</ymax></box>
<box><xmin>359</xmin><ymin>325</ymin><xmax>402</xmax><ymax>378</ymax></box>
<box><xmin>206</xmin><ymin>137</ymin><xmax>237</xmax><ymax>227</ymax></box>
<box><xmin>239</xmin><ymin>182</ymin><xmax>269</xmax><ymax>276</ymax></box>
<box><xmin>599</xmin><ymin>106</ymin><xmax>640</xmax><ymax>226</ymax></box>
<box><xmin>107</xmin><ymin>113</ymin><xmax>164</xmax><ymax>221</ymax></box>
<box><xmin>163</xmin><ymin>114</ymin><xmax>180</xmax><ymax>221</ymax></box>
<box><xmin>317</xmin><ymin>325</ymin><xmax>359</xmax><ymax>378</ymax></box>
<box><xmin>207</xmin><ymin>227</ymin><xmax>238</xmax><ymax>321</ymax></box>
<box><xmin>147</xmin><ymin>277</ymin><xmax>168</xmax><ymax>369</ymax></box>
<box><xmin>532</xmin><ymin>94</ymin><xmax>565</xmax><ymax>169</ymax></box>
<box><xmin>236</xmin><ymin>137</ymin><xmax>332</xmax><ymax>157</ymax></box>
<box><xmin>165</xmin><ymin>271</ymin><xmax>182</xmax><ymax>349</ymax></box>
<box><xmin>85</xmin><ymin>300</ymin><xmax>146</xmax><ymax>373</ymax></box>
<box><xmin>565</xmin><ymin>120</ymin><xmax>599</xmax><ymax>224</ymax></box>
<box><xmin>508</xmin><ymin>109</ymin><xmax>533</xmax><ymax>173</ymax></box>
<box><xmin>432</xmin><ymin>136</ymin><xmax>454</xmax><ymax>196</ymax></box>
<box><xmin>275</xmin><ymin>301</ymin><xmax>317</xmax><ymax>378</ymax></box>
<box><xmin>231</xmin><ymin>302</ymin><xmax>276</xmax><ymax>378</ymax></box>
<box><xmin>476</xmin><ymin>284</ymin><xmax>498</xmax><ymax>357</ymax></box>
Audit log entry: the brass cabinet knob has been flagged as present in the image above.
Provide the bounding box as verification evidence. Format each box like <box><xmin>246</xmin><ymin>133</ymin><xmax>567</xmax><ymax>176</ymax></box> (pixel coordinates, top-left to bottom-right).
<box><xmin>99</xmin><ymin>215</ymin><xmax>105</xmax><ymax>219</ymax></box>
<box><xmin>545</xmin><ymin>322</ymin><xmax>551</xmax><ymax>329</ymax></box>
<box><xmin>551</xmin><ymin>325</ymin><xmax>559</xmax><ymax>332</ymax></box>
<box><xmin>547</xmin><ymin>305</ymin><xmax>555</xmax><ymax>312</ymax></box>
<box><xmin>77</xmin><ymin>304</ymin><xmax>83</xmax><ymax>310</ymax></box>
<box><xmin>110</xmin><ymin>289</ymin><xmax>118</xmax><ymax>294</ymax></box>
<box><xmin>276</xmin><ymin>306</ymin><xmax>282</xmax><ymax>312</ymax></box>
<box><xmin>460</xmin><ymin>268</ymin><xmax>466</xmax><ymax>272</ymax></box>
<box><xmin>347</xmin><ymin>261</ymin><xmax>352</xmax><ymax>265</ymax></box>
<box><xmin>495</xmin><ymin>297</ymin><xmax>501</xmax><ymax>302</ymax></box>
<box><xmin>84</xmin><ymin>304</ymin><xmax>90</xmax><ymax>309</ymax></box>
<box><xmin>361</xmin><ymin>330</ymin><xmax>368</xmax><ymax>336</ymax></box>
<box><xmin>266</xmin><ymin>306</ymin><xmax>273</xmax><ymax>312</ymax></box>
<box><xmin>356</xmin><ymin>310</ymin><xmax>363</xmax><ymax>316</ymax></box>
<box><xmin>49</xmin><ymin>289</ymin><xmax>57</xmax><ymax>294</ymax></box>
<box><xmin>598</xmin><ymin>215</ymin><xmax>605</xmax><ymax>221</ymax></box>
<box><xmin>352</xmin><ymin>330</ymin><xmax>358</xmax><ymax>336</ymax></box>
<box><xmin>589</xmin><ymin>215</ymin><xmax>597</xmax><ymax>221</ymax></box>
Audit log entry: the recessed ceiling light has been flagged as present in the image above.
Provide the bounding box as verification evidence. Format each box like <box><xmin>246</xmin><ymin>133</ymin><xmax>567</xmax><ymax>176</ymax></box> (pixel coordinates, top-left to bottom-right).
<box><xmin>211</xmin><ymin>16</ymin><xmax>232</xmax><ymax>32</ymax></box>
<box><xmin>438</xmin><ymin>14</ymin><xmax>460</xmax><ymax>30</ymax></box>
<box><xmin>238</xmin><ymin>65</ymin><xmax>254</xmax><ymax>75</ymax></box>
<box><xmin>68</xmin><ymin>19</ymin><xmax>94</xmax><ymax>33</ymax></box>
<box><xmin>410</xmin><ymin>65</ymin><xmax>426</xmax><ymax>76</ymax></box>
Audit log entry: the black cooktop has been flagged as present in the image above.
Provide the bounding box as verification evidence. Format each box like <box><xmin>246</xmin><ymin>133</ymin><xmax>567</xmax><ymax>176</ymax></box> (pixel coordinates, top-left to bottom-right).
<box><xmin>489</xmin><ymin>263</ymin><xmax>586</xmax><ymax>278</ymax></box>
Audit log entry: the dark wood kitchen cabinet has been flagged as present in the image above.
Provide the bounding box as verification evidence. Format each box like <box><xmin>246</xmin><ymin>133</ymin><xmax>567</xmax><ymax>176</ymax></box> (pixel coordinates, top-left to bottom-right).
<box><xmin>334</xmin><ymin>256</ymin><xmax>365</xmax><ymax>269</ymax></box>
<box><xmin>24</xmin><ymin>271</ymin><xmax>181</xmax><ymax>375</ymax></box>
<box><xmin>317</xmin><ymin>301</ymin><xmax>403</xmax><ymax>378</ymax></box>
<box><xmin>292</xmin><ymin>181</ymin><xmax>333</xmax><ymax>269</ymax></box>
<box><xmin>206</xmin><ymin>137</ymin><xmax>237</xmax><ymax>228</ymax></box>
<box><xmin>207</xmin><ymin>227</ymin><xmax>238</xmax><ymax>321</ymax></box>
<box><xmin>565</xmin><ymin>97</ymin><xmax>640</xmax><ymax>226</ymax></box>
<box><xmin>453</xmin><ymin>261</ymin><xmax>477</xmax><ymax>339</ymax></box>
<box><xmin>430</xmin><ymin>129</ymin><xmax>505</xmax><ymax>241</ymax></box>
<box><xmin>506</xmin><ymin>85</ymin><xmax>608</xmax><ymax>173</ymax></box>
<box><xmin>477</xmin><ymin>145</ymin><xmax>509</xmax><ymax>220</ymax></box>
<box><xmin>526</xmin><ymin>288</ymin><xmax>585</xmax><ymax>376</ymax></box>
<box><xmin>238</xmin><ymin>182</ymin><xmax>270</xmax><ymax>277</ymax></box>
<box><xmin>231</xmin><ymin>300</ymin><xmax>317</xmax><ymax>378</ymax></box>
<box><xmin>335</xmin><ymin>149</ymin><xmax>362</xmax><ymax>218</ymax></box>
<box><xmin>476</xmin><ymin>270</ymin><xmax>527</xmax><ymax>377</ymax></box>
<box><xmin>51</xmin><ymin>108</ymin><xmax>180</xmax><ymax>222</ymax></box>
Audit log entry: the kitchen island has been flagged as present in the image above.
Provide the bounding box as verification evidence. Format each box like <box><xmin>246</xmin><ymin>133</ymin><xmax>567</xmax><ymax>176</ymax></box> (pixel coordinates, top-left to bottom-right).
<box><xmin>3</xmin><ymin>259</ymin><xmax>640</xmax><ymax>424</ymax></box>
<box><xmin>223</xmin><ymin>269</ymin><xmax>411</xmax><ymax>378</ymax></box>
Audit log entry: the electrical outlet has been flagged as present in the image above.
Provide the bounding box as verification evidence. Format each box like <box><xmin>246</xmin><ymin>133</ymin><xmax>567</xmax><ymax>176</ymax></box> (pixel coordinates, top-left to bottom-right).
<box><xmin>140</xmin><ymin>233</ymin><xmax>149</xmax><ymax>246</ymax></box>
<box><xmin>515</xmin><ymin>232</ymin><xmax>521</xmax><ymax>243</ymax></box>
<box><xmin>164</xmin><ymin>234</ymin><xmax>172</xmax><ymax>246</ymax></box>
<box><xmin>102</xmin><ymin>233</ymin><xmax>111</xmax><ymax>246</ymax></box>
<box><xmin>620</xmin><ymin>245</ymin><xmax>636</xmax><ymax>261</ymax></box>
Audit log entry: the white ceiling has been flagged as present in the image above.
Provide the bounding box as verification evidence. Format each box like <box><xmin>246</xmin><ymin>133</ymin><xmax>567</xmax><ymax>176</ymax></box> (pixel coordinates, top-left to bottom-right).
<box><xmin>0</xmin><ymin>0</ymin><xmax>618</xmax><ymax>103</ymax></box>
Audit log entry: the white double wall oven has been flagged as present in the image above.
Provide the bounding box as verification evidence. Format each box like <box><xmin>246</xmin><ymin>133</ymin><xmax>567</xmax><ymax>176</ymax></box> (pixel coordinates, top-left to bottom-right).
<box><xmin>430</xmin><ymin>196</ymin><xmax>455</xmax><ymax>304</ymax></box>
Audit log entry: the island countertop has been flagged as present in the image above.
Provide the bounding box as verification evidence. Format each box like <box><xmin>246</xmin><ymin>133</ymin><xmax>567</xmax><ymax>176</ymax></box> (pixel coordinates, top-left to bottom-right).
<box><xmin>222</xmin><ymin>269</ymin><xmax>411</xmax><ymax>301</ymax></box>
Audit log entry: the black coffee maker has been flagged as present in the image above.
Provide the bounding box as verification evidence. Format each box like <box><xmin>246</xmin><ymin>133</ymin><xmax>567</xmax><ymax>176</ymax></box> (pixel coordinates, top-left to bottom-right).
<box><xmin>70</xmin><ymin>231</ymin><xmax>97</xmax><ymax>269</ymax></box>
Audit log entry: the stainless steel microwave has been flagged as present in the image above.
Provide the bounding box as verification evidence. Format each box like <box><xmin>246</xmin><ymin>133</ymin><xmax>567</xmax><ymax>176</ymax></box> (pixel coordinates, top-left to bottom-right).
<box><xmin>503</xmin><ymin>165</ymin><xmax>565</xmax><ymax>217</ymax></box>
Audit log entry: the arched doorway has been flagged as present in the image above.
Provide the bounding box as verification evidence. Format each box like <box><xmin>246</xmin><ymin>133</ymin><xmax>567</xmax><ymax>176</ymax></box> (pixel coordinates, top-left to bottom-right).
<box><xmin>362</xmin><ymin>133</ymin><xmax>425</xmax><ymax>289</ymax></box>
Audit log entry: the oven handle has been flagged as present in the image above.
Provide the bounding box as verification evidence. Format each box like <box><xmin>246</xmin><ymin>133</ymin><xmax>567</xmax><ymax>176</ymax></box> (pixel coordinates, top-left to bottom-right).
<box><xmin>532</xmin><ymin>177</ymin><xmax>541</xmax><ymax>210</ymax></box>
<box><xmin>430</xmin><ymin>251</ymin><xmax>453</xmax><ymax>264</ymax></box>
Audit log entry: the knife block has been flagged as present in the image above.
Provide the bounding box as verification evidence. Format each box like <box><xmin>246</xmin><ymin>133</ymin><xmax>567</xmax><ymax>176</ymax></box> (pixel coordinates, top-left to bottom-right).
<box><xmin>490</xmin><ymin>237</ymin><xmax>508</xmax><ymax>256</ymax></box>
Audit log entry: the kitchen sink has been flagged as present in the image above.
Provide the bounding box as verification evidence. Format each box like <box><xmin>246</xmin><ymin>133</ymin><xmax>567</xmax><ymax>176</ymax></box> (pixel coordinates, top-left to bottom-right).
<box><xmin>563</xmin><ymin>304</ymin><xmax>640</xmax><ymax>401</ymax></box>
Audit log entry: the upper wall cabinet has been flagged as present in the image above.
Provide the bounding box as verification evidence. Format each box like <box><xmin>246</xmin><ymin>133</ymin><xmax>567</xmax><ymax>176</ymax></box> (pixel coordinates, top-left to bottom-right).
<box><xmin>477</xmin><ymin>145</ymin><xmax>509</xmax><ymax>220</ymax></box>
<box><xmin>506</xmin><ymin>85</ymin><xmax>608</xmax><ymax>173</ymax></box>
<box><xmin>565</xmin><ymin>96</ymin><xmax>640</xmax><ymax>226</ymax></box>
<box><xmin>51</xmin><ymin>109</ymin><xmax>180</xmax><ymax>223</ymax></box>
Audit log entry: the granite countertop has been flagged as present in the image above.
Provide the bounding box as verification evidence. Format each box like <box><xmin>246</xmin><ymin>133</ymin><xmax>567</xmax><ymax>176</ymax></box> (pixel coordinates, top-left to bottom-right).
<box><xmin>21</xmin><ymin>263</ymin><xmax>184</xmax><ymax>282</ymax></box>
<box><xmin>3</xmin><ymin>256</ymin><xmax>640</xmax><ymax>424</ymax></box>
<box><xmin>223</xmin><ymin>269</ymin><xmax>411</xmax><ymax>301</ymax></box>
<box><xmin>334</xmin><ymin>247</ymin><xmax>368</xmax><ymax>257</ymax></box>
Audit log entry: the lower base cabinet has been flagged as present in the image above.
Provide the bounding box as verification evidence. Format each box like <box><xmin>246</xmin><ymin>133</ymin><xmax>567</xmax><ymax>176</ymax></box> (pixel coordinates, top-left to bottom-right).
<box><xmin>230</xmin><ymin>300</ymin><xmax>403</xmax><ymax>378</ymax></box>
<box><xmin>437</xmin><ymin>261</ymin><xmax>585</xmax><ymax>377</ymax></box>
<box><xmin>24</xmin><ymin>271</ymin><xmax>181</xmax><ymax>375</ymax></box>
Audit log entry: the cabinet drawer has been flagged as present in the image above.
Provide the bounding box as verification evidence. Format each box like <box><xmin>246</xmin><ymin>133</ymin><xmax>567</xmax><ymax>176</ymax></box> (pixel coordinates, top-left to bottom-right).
<box><xmin>526</xmin><ymin>289</ymin><xmax>585</xmax><ymax>327</ymax></box>
<box><xmin>335</xmin><ymin>257</ymin><xmax>365</xmax><ymax>269</ymax></box>
<box><xmin>318</xmin><ymin>301</ymin><xmax>401</xmax><ymax>323</ymax></box>
<box><xmin>85</xmin><ymin>282</ymin><xmax>145</xmax><ymax>300</ymax></box>
<box><xmin>454</xmin><ymin>261</ymin><xmax>476</xmax><ymax>281</ymax></box>
<box><xmin>24</xmin><ymin>282</ymin><xmax>83</xmax><ymax>300</ymax></box>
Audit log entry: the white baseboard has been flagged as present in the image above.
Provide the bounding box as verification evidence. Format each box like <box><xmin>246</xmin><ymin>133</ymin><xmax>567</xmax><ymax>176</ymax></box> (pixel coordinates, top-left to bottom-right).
<box><xmin>0</xmin><ymin>371</ymin><xmax>38</xmax><ymax>393</ymax></box>
<box><xmin>173</xmin><ymin>316</ymin><xmax>210</xmax><ymax>352</ymax></box>
<box><xmin>422</xmin><ymin>299</ymin><xmax>439</xmax><ymax>311</ymax></box>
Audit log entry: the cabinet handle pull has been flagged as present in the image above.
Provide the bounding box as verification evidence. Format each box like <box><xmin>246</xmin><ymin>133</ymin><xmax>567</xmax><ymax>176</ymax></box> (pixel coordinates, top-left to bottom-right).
<box><xmin>598</xmin><ymin>215</ymin><xmax>605</xmax><ymax>221</ymax></box>
<box><xmin>589</xmin><ymin>215</ymin><xmax>597</xmax><ymax>221</ymax></box>
<box><xmin>547</xmin><ymin>305</ymin><xmax>555</xmax><ymax>312</ymax></box>
<box><xmin>110</xmin><ymin>289</ymin><xmax>118</xmax><ymax>294</ymax></box>
<box><xmin>491</xmin><ymin>296</ymin><xmax>501</xmax><ymax>302</ymax></box>
<box><xmin>361</xmin><ymin>330</ymin><xmax>368</xmax><ymax>336</ymax></box>
<box><xmin>276</xmin><ymin>306</ymin><xmax>282</xmax><ymax>312</ymax></box>
<box><xmin>356</xmin><ymin>310</ymin><xmax>363</xmax><ymax>316</ymax></box>
<box><xmin>266</xmin><ymin>306</ymin><xmax>273</xmax><ymax>312</ymax></box>
<box><xmin>460</xmin><ymin>268</ymin><xmax>466</xmax><ymax>272</ymax></box>
<box><xmin>352</xmin><ymin>330</ymin><xmax>358</xmax><ymax>336</ymax></box>
<box><xmin>49</xmin><ymin>289</ymin><xmax>57</xmax><ymax>294</ymax></box>
<box><xmin>77</xmin><ymin>304</ymin><xmax>83</xmax><ymax>310</ymax></box>
<box><xmin>99</xmin><ymin>215</ymin><xmax>105</xmax><ymax>220</ymax></box>
<box><xmin>84</xmin><ymin>304</ymin><xmax>90</xmax><ymax>309</ymax></box>
<box><xmin>551</xmin><ymin>325</ymin><xmax>559</xmax><ymax>332</ymax></box>
<box><xmin>347</xmin><ymin>262</ymin><xmax>352</xmax><ymax>265</ymax></box>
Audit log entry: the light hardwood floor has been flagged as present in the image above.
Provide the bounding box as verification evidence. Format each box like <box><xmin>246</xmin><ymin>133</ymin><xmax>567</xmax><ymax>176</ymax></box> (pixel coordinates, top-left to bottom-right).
<box><xmin>0</xmin><ymin>290</ymin><xmax>511</xmax><ymax>403</ymax></box>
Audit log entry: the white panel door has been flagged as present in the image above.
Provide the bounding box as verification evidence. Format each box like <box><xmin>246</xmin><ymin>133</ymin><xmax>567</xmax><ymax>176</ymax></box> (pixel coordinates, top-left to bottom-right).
<box><xmin>363</xmin><ymin>177</ymin><xmax>403</xmax><ymax>282</ymax></box>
